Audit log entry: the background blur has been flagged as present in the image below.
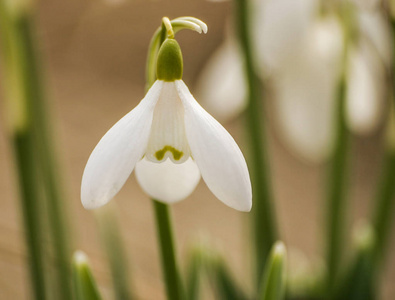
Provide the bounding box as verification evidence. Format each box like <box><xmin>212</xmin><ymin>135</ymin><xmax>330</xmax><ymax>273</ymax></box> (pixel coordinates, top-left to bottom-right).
<box><xmin>0</xmin><ymin>0</ymin><xmax>393</xmax><ymax>299</ymax></box>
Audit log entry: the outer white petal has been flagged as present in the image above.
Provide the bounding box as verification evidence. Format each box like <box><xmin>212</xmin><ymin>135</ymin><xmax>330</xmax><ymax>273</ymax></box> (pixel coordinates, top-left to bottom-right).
<box><xmin>195</xmin><ymin>38</ymin><xmax>247</xmax><ymax>121</ymax></box>
<box><xmin>273</xmin><ymin>18</ymin><xmax>342</xmax><ymax>163</ymax></box>
<box><xmin>346</xmin><ymin>44</ymin><xmax>385</xmax><ymax>135</ymax></box>
<box><xmin>176</xmin><ymin>80</ymin><xmax>252</xmax><ymax>212</ymax></box>
<box><xmin>81</xmin><ymin>81</ymin><xmax>163</xmax><ymax>209</ymax></box>
<box><xmin>358</xmin><ymin>9</ymin><xmax>393</xmax><ymax>67</ymax></box>
<box><xmin>135</xmin><ymin>157</ymin><xmax>201</xmax><ymax>203</ymax></box>
<box><xmin>253</xmin><ymin>0</ymin><xmax>316</xmax><ymax>73</ymax></box>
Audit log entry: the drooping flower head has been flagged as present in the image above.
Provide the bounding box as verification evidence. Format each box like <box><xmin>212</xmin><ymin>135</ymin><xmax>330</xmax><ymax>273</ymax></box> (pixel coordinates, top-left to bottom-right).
<box><xmin>81</xmin><ymin>20</ymin><xmax>252</xmax><ymax>212</ymax></box>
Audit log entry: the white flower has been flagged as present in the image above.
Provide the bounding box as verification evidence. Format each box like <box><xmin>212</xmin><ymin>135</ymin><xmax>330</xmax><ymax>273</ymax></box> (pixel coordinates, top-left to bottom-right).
<box><xmin>195</xmin><ymin>33</ymin><xmax>247</xmax><ymax>121</ymax></box>
<box><xmin>197</xmin><ymin>0</ymin><xmax>391</xmax><ymax>163</ymax></box>
<box><xmin>81</xmin><ymin>39</ymin><xmax>252</xmax><ymax>212</ymax></box>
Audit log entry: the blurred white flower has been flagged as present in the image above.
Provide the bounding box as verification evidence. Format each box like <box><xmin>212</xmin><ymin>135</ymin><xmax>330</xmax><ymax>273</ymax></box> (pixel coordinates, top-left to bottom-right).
<box><xmin>346</xmin><ymin>42</ymin><xmax>386</xmax><ymax>135</ymax></box>
<box><xmin>196</xmin><ymin>0</ymin><xmax>392</xmax><ymax>162</ymax></box>
<box><xmin>270</xmin><ymin>15</ymin><xmax>343</xmax><ymax>162</ymax></box>
<box><xmin>195</xmin><ymin>37</ymin><xmax>247</xmax><ymax>121</ymax></box>
<box><xmin>81</xmin><ymin>39</ymin><xmax>252</xmax><ymax>212</ymax></box>
<box><xmin>253</xmin><ymin>0</ymin><xmax>318</xmax><ymax>74</ymax></box>
<box><xmin>345</xmin><ymin>5</ymin><xmax>392</xmax><ymax>135</ymax></box>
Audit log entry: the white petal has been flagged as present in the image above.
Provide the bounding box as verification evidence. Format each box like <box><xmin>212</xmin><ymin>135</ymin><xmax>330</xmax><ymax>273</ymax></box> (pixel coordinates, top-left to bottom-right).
<box><xmin>195</xmin><ymin>38</ymin><xmax>247</xmax><ymax>122</ymax></box>
<box><xmin>253</xmin><ymin>0</ymin><xmax>317</xmax><ymax>73</ymax></box>
<box><xmin>346</xmin><ymin>44</ymin><xmax>385</xmax><ymax>135</ymax></box>
<box><xmin>135</xmin><ymin>157</ymin><xmax>201</xmax><ymax>204</ymax></box>
<box><xmin>145</xmin><ymin>82</ymin><xmax>190</xmax><ymax>164</ymax></box>
<box><xmin>272</xmin><ymin>18</ymin><xmax>342</xmax><ymax>163</ymax></box>
<box><xmin>176</xmin><ymin>80</ymin><xmax>252</xmax><ymax>212</ymax></box>
<box><xmin>81</xmin><ymin>81</ymin><xmax>163</xmax><ymax>209</ymax></box>
<box><xmin>358</xmin><ymin>9</ymin><xmax>393</xmax><ymax>67</ymax></box>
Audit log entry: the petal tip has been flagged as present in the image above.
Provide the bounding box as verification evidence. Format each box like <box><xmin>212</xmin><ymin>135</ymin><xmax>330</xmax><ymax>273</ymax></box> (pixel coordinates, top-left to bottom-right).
<box><xmin>237</xmin><ymin>198</ymin><xmax>252</xmax><ymax>212</ymax></box>
<box><xmin>81</xmin><ymin>193</ymin><xmax>109</xmax><ymax>210</ymax></box>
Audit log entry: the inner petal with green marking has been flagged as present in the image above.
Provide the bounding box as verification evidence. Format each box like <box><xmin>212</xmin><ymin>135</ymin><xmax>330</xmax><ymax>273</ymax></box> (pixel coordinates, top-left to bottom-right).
<box><xmin>145</xmin><ymin>82</ymin><xmax>190</xmax><ymax>164</ymax></box>
<box><xmin>155</xmin><ymin>146</ymin><xmax>184</xmax><ymax>161</ymax></box>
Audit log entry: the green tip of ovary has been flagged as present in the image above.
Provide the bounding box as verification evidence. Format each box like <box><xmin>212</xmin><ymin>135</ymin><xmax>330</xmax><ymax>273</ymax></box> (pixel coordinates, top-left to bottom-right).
<box><xmin>156</xmin><ymin>39</ymin><xmax>183</xmax><ymax>81</ymax></box>
<box><xmin>155</xmin><ymin>146</ymin><xmax>184</xmax><ymax>161</ymax></box>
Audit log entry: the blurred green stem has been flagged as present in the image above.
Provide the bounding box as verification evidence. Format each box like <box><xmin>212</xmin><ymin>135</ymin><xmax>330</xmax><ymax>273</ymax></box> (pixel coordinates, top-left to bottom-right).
<box><xmin>259</xmin><ymin>242</ymin><xmax>287</xmax><ymax>300</ymax></box>
<box><xmin>152</xmin><ymin>200</ymin><xmax>184</xmax><ymax>300</ymax></box>
<box><xmin>210</xmin><ymin>259</ymin><xmax>247</xmax><ymax>300</ymax></box>
<box><xmin>0</xmin><ymin>2</ymin><xmax>47</xmax><ymax>299</ymax></box>
<box><xmin>186</xmin><ymin>247</ymin><xmax>204</xmax><ymax>300</ymax></box>
<box><xmin>370</xmin><ymin>20</ymin><xmax>395</xmax><ymax>263</ymax></box>
<box><xmin>325</xmin><ymin>75</ymin><xmax>348</xmax><ymax>292</ymax></box>
<box><xmin>96</xmin><ymin>205</ymin><xmax>133</xmax><ymax>300</ymax></box>
<box><xmin>72</xmin><ymin>251</ymin><xmax>103</xmax><ymax>300</ymax></box>
<box><xmin>233</xmin><ymin>0</ymin><xmax>278</xmax><ymax>286</ymax></box>
<box><xmin>325</xmin><ymin>4</ymin><xmax>353</xmax><ymax>292</ymax></box>
<box><xmin>371</xmin><ymin>148</ymin><xmax>395</xmax><ymax>264</ymax></box>
<box><xmin>334</xmin><ymin>224</ymin><xmax>375</xmax><ymax>300</ymax></box>
<box><xmin>0</xmin><ymin>2</ymin><xmax>71</xmax><ymax>299</ymax></box>
<box><xmin>14</xmin><ymin>133</ymin><xmax>48</xmax><ymax>299</ymax></box>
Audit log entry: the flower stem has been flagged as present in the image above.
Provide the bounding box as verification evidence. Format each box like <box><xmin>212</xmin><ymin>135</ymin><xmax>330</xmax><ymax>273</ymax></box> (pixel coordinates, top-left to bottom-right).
<box><xmin>13</xmin><ymin>133</ymin><xmax>48</xmax><ymax>300</ymax></box>
<box><xmin>325</xmin><ymin>4</ymin><xmax>352</xmax><ymax>292</ymax></box>
<box><xmin>370</xmin><ymin>20</ymin><xmax>395</xmax><ymax>264</ymax></box>
<box><xmin>0</xmin><ymin>2</ymin><xmax>47</xmax><ymax>298</ymax></box>
<box><xmin>371</xmin><ymin>147</ymin><xmax>395</xmax><ymax>264</ymax></box>
<box><xmin>152</xmin><ymin>200</ymin><xmax>184</xmax><ymax>300</ymax></box>
<box><xmin>96</xmin><ymin>205</ymin><xmax>134</xmax><ymax>300</ymax></box>
<box><xmin>0</xmin><ymin>2</ymin><xmax>72</xmax><ymax>299</ymax></box>
<box><xmin>325</xmin><ymin>75</ymin><xmax>349</xmax><ymax>292</ymax></box>
<box><xmin>233</xmin><ymin>0</ymin><xmax>278</xmax><ymax>286</ymax></box>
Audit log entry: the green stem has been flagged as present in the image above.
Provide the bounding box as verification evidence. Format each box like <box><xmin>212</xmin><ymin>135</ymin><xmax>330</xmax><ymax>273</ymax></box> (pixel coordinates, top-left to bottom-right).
<box><xmin>23</xmin><ymin>18</ymin><xmax>72</xmax><ymax>300</ymax></box>
<box><xmin>325</xmin><ymin>75</ymin><xmax>349</xmax><ymax>292</ymax></box>
<box><xmin>0</xmin><ymin>3</ymin><xmax>72</xmax><ymax>298</ymax></box>
<box><xmin>13</xmin><ymin>133</ymin><xmax>48</xmax><ymax>300</ymax></box>
<box><xmin>96</xmin><ymin>206</ymin><xmax>133</xmax><ymax>300</ymax></box>
<box><xmin>370</xmin><ymin>19</ymin><xmax>395</xmax><ymax>264</ymax></box>
<box><xmin>233</xmin><ymin>0</ymin><xmax>278</xmax><ymax>285</ymax></box>
<box><xmin>17</xmin><ymin>12</ymin><xmax>72</xmax><ymax>300</ymax></box>
<box><xmin>186</xmin><ymin>248</ymin><xmax>203</xmax><ymax>300</ymax></box>
<box><xmin>152</xmin><ymin>200</ymin><xmax>184</xmax><ymax>300</ymax></box>
<box><xmin>324</xmin><ymin>4</ymin><xmax>353</xmax><ymax>292</ymax></box>
<box><xmin>146</xmin><ymin>20</ymin><xmax>184</xmax><ymax>300</ymax></box>
<box><xmin>371</xmin><ymin>150</ymin><xmax>395</xmax><ymax>264</ymax></box>
<box><xmin>0</xmin><ymin>3</ymin><xmax>47</xmax><ymax>298</ymax></box>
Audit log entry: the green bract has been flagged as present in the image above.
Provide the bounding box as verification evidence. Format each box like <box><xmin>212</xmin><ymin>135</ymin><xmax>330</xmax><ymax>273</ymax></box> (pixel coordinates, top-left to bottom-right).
<box><xmin>156</xmin><ymin>38</ymin><xmax>183</xmax><ymax>81</ymax></box>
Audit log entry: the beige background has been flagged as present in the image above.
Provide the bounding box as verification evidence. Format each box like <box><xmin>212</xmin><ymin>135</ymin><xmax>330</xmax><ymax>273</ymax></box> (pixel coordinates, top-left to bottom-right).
<box><xmin>0</xmin><ymin>0</ymin><xmax>394</xmax><ymax>299</ymax></box>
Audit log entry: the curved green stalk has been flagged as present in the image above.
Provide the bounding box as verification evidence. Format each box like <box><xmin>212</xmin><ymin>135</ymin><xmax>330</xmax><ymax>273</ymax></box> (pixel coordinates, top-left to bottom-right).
<box><xmin>147</xmin><ymin>20</ymin><xmax>184</xmax><ymax>300</ymax></box>
<box><xmin>152</xmin><ymin>200</ymin><xmax>185</xmax><ymax>300</ymax></box>
<box><xmin>233</xmin><ymin>0</ymin><xmax>278</xmax><ymax>286</ymax></box>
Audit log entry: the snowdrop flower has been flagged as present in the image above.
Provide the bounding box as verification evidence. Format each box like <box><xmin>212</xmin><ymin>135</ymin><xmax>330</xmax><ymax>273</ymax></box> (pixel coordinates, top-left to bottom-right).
<box><xmin>81</xmin><ymin>38</ymin><xmax>252</xmax><ymax>212</ymax></box>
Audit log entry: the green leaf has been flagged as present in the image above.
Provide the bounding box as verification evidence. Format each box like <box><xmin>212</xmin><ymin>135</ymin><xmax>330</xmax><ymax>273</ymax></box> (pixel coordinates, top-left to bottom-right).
<box><xmin>259</xmin><ymin>241</ymin><xmax>287</xmax><ymax>300</ymax></box>
<box><xmin>333</xmin><ymin>223</ymin><xmax>376</xmax><ymax>300</ymax></box>
<box><xmin>72</xmin><ymin>251</ymin><xmax>102</xmax><ymax>300</ymax></box>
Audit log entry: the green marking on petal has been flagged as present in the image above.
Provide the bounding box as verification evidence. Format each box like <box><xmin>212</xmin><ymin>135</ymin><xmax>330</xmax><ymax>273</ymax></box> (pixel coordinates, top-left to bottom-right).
<box><xmin>155</xmin><ymin>146</ymin><xmax>184</xmax><ymax>161</ymax></box>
